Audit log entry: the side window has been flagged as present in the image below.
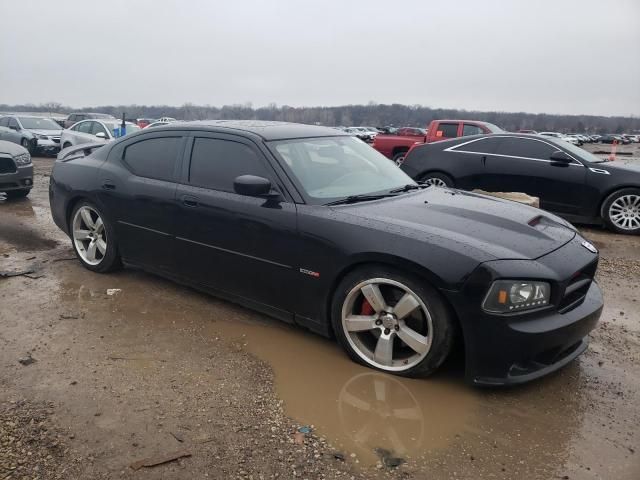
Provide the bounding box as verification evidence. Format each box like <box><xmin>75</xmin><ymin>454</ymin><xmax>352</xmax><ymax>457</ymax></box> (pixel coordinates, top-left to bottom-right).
<box><xmin>462</xmin><ymin>124</ymin><xmax>484</xmax><ymax>136</ymax></box>
<box><xmin>452</xmin><ymin>137</ymin><xmax>502</xmax><ymax>154</ymax></box>
<box><xmin>8</xmin><ymin>118</ymin><xmax>19</xmax><ymax>129</ymax></box>
<box><xmin>436</xmin><ymin>123</ymin><xmax>458</xmax><ymax>138</ymax></box>
<box><xmin>69</xmin><ymin>114</ymin><xmax>77</xmax><ymax>122</ymax></box>
<box><xmin>496</xmin><ymin>138</ymin><xmax>556</xmax><ymax>160</ymax></box>
<box><xmin>78</xmin><ymin>122</ymin><xmax>93</xmax><ymax>134</ymax></box>
<box><xmin>91</xmin><ymin>122</ymin><xmax>108</xmax><ymax>136</ymax></box>
<box><xmin>123</xmin><ymin>137</ymin><xmax>181</xmax><ymax>181</ymax></box>
<box><xmin>0</xmin><ymin>118</ymin><xmax>8</xmax><ymax>127</ymax></box>
<box><xmin>189</xmin><ymin>138</ymin><xmax>270</xmax><ymax>192</ymax></box>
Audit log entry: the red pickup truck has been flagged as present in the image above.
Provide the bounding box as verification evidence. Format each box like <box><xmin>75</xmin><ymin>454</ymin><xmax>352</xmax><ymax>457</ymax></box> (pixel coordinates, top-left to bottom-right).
<box><xmin>372</xmin><ymin>119</ymin><xmax>503</xmax><ymax>164</ymax></box>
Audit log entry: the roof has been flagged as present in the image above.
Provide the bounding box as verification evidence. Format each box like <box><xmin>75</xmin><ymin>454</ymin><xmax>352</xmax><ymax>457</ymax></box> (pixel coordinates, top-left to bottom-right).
<box><xmin>164</xmin><ymin>120</ymin><xmax>348</xmax><ymax>141</ymax></box>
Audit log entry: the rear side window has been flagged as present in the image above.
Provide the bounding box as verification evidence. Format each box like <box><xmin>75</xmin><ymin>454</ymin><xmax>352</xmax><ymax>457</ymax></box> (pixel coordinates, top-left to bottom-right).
<box><xmin>452</xmin><ymin>137</ymin><xmax>502</xmax><ymax>154</ymax></box>
<box><xmin>496</xmin><ymin>138</ymin><xmax>556</xmax><ymax>160</ymax></box>
<box><xmin>436</xmin><ymin>123</ymin><xmax>458</xmax><ymax>138</ymax></box>
<box><xmin>189</xmin><ymin>138</ymin><xmax>270</xmax><ymax>192</ymax></box>
<box><xmin>123</xmin><ymin>137</ymin><xmax>181</xmax><ymax>181</ymax></box>
<box><xmin>462</xmin><ymin>124</ymin><xmax>484</xmax><ymax>136</ymax></box>
<box><xmin>0</xmin><ymin>118</ymin><xmax>8</xmax><ymax>127</ymax></box>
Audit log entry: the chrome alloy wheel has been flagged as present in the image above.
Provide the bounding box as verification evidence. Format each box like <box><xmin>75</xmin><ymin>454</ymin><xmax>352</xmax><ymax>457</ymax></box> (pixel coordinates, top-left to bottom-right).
<box><xmin>609</xmin><ymin>194</ymin><xmax>640</xmax><ymax>231</ymax></box>
<box><xmin>341</xmin><ymin>278</ymin><xmax>433</xmax><ymax>372</ymax></box>
<box><xmin>72</xmin><ymin>206</ymin><xmax>107</xmax><ymax>266</ymax></box>
<box><xmin>423</xmin><ymin>177</ymin><xmax>447</xmax><ymax>187</ymax></box>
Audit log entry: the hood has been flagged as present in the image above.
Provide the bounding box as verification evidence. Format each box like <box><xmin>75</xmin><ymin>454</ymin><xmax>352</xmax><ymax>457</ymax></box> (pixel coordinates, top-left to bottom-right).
<box><xmin>601</xmin><ymin>159</ymin><xmax>640</xmax><ymax>174</ymax></box>
<box><xmin>30</xmin><ymin>128</ymin><xmax>63</xmax><ymax>136</ymax></box>
<box><xmin>0</xmin><ymin>139</ymin><xmax>28</xmax><ymax>156</ymax></box>
<box><xmin>340</xmin><ymin>188</ymin><xmax>576</xmax><ymax>261</ymax></box>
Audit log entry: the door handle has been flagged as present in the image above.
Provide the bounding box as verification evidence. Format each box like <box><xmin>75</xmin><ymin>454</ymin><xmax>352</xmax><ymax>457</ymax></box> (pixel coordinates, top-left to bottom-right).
<box><xmin>481</xmin><ymin>155</ymin><xmax>487</xmax><ymax>166</ymax></box>
<box><xmin>182</xmin><ymin>195</ymin><xmax>199</xmax><ymax>207</ymax></box>
<box><xmin>102</xmin><ymin>180</ymin><xmax>116</xmax><ymax>190</ymax></box>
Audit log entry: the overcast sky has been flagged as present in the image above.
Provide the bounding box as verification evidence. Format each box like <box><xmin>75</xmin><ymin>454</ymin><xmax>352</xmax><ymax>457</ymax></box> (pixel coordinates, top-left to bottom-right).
<box><xmin>1</xmin><ymin>0</ymin><xmax>639</xmax><ymax>116</ymax></box>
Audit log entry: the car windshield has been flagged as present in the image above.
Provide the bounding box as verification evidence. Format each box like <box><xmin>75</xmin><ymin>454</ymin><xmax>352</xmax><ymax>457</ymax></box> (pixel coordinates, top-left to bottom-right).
<box><xmin>553</xmin><ymin>139</ymin><xmax>605</xmax><ymax>163</ymax></box>
<box><xmin>271</xmin><ymin>136</ymin><xmax>414</xmax><ymax>204</ymax></box>
<box><xmin>17</xmin><ymin>117</ymin><xmax>60</xmax><ymax>130</ymax></box>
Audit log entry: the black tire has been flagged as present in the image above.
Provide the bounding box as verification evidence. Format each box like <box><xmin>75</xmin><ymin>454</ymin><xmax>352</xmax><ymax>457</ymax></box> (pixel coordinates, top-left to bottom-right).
<box><xmin>20</xmin><ymin>138</ymin><xmax>32</xmax><ymax>154</ymax></box>
<box><xmin>5</xmin><ymin>188</ymin><xmax>31</xmax><ymax>199</ymax></box>
<box><xmin>70</xmin><ymin>201</ymin><xmax>122</xmax><ymax>272</ymax></box>
<box><xmin>419</xmin><ymin>172</ymin><xmax>454</xmax><ymax>188</ymax></box>
<box><xmin>392</xmin><ymin>151</ymin><xmax>408</xmax><ymax>166</ymax></box>
<box><xmin>331</xmin><ymin>265</ymin><xmax>455</xmax><ymax>378</ymax></box>
<box><xmin>601</xmin><ymin>188</ymin><xmax>640</xmax><ymax>235</ymax></box>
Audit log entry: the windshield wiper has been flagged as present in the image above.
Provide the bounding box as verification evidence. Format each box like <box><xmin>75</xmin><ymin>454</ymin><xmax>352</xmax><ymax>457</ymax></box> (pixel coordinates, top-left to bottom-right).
<box><xmin>388</xmin><ymin>183</ymin><xmax>431</xmax><ymax>193</ymax></box>
<box><xmin>325</xmin><ymin>193</ymin><xmax>398</xmax><ymax>206</ymax></box>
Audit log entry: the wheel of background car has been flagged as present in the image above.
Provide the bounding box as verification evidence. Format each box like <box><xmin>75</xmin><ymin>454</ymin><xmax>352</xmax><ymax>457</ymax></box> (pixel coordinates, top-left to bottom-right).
<box><xmin>70</xmin><ymin>202</ymin><xmax>122</xmax><ymax>272</ymax></box>
<box><xmin>20</xmin><ymin>138</ymin><xmax>31</xmax><ymax>153</ymax></box>
<box><xmin>331</xmin><ymin>265</ymin><xmax>455</xmax><ymax>377</ymax></box>
<box><xmin>419</xmin><ymin>172</ymin><xmax>454</xmax><ymax>188</ymax></box>
<box><xmin>602</xmin><ymin>188</ymin><xmax>640</xmax><ymax>235</ymax></box>
<box><xmin>393</xmin><ymin>152</ymin><xmax>407</xmax><ymax>166</ymax></box>
<box><xmin>5</xmin><ymin>188</ymin><xmax>30</xmax><ymax>199</ymax></box>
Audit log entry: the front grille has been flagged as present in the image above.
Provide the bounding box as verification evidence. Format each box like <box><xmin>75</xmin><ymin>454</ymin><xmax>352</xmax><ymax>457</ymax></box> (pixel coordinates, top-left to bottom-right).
<box><xmin>558</xmin><ymin>260</ymin><xmax>597</xmax><ymax>313</ymax></box>
<box><xmin>0</xmin><ymin>156</ymin><xmax>17</xmax><ymax>174</ymax></box>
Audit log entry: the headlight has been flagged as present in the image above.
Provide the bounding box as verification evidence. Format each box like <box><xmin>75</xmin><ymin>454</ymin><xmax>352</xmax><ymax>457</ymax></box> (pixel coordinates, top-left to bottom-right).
<box><xmin>14</xmin><ymin>152</ymin><xmax>32</xmax><ymax>165</ymax></box>
<box><xmin>37</xmin><ymin>134</ymin><xmax>49</xmax><ymax>140</ymax></box>
<box><xmin>482</xmin><ymin>280</ymin><xmax>551</xmax><ymax>314</ymax></box>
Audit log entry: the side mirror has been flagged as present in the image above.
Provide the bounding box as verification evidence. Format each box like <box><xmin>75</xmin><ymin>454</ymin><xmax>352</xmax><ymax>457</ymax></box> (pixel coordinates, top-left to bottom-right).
<box><xmin>234</xmin><ymin>175</ymin><xmax>279</xmax><ymax>198</ymax></box>
<box><xmin>95</xmin><ymin>132</ymin><xmax>107</xmax><ymax>139</ymax></box>
<box><xmin>549</xmin><ymin>150</ymin><xmax>572</xmax><ymax>163</ymax></box>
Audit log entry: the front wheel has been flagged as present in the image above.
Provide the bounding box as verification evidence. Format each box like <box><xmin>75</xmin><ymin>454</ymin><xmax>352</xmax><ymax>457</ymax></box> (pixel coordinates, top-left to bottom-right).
<box><xmin>331</xmin><ymin>266</ymin><xmax>455</xmax><ymax>377</ymax></box>
<box><xmin>602</xmin><ymin>188</ymin><xmax>640</xmax><ymax>235</ymax></box>
<box><xmin>70</xmin><ymin>201</ymin><xmax>122</xmax><ymax>272</ymax></box>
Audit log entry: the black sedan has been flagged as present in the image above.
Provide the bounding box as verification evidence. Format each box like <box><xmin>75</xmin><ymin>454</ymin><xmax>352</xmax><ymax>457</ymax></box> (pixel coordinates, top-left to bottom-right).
<box><xmin>401</xmin><ymin>133</ymin><xmax>640</xmax><ymax>235</ymax></box>
<box><xmin>49</xmin><ymin>121</ymin><xmax>603</xmax><ymax>386</ymax></box>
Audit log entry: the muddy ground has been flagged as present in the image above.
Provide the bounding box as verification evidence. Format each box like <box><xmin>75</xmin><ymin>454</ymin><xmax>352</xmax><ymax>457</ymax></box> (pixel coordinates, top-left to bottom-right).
<box><xmin>0</xmin><ymin>156</ymin><xmax>639</xmax><ymax>480</ymax></box>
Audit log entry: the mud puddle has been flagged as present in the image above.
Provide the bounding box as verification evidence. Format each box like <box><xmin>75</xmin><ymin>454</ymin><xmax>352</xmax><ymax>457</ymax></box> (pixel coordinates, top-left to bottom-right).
<box><xmin>0</xmin><ymin>199</ymin><xmax>59</xmax><ymax>253</ymax></box>
<box><xmin>46</xmin><ymin>262</ymin><xmax>638</xmax><ymax>478</ymax></box>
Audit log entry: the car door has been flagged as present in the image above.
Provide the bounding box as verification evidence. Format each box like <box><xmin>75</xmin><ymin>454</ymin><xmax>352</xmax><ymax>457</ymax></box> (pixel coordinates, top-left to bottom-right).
<box><xmin>96</xmin><ymin>131</ymin><xmax>186</xmax><ymax>270</ymax></box>
<box><xmin>484</xmin><ymin>137</ymin><xmax>587</xmax><ymax>214</ymax></box>
<box><xmin>174</xmin><ymin>132</ymin><xmax>299</xmax><ymax>315</ymax></box>
<box><xmin>74</xmin><ymin>121</ymin><xmax>97</xmax><ymax>144</ymax></box>
<box><xmin>443</xmin><ymin>136</ymin><xmax>504</xmax><ymax>190</ymax></box>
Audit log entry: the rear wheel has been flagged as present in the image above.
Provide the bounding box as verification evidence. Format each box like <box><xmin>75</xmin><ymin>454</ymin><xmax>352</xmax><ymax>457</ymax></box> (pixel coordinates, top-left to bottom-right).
<box><xmin>331</xmin><ymin>266</ymin><xmax>455</xmax><ymax>377</ymax></box>
<box><xmin>70</xmin><ymin>201</ymin><xmax>122</xmax><ymax>272</ymax></box>
<box><xmin>392</xmin><ymin>151</ymin><xmax>408</xmax><ymax>166</ymax></box>
<box><xmin>419</xmin><ymin>172</ymin><xmax>454</xmax><ymax>188</ymax></box>
<box><xmin>602</xmin><ymin>188</ymin><xmax>640</xmax><ymax>235</ymax></box>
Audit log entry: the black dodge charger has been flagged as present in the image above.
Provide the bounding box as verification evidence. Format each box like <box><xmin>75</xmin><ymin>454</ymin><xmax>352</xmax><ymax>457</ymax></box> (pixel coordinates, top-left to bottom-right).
<box><xmin>49</xmin><ymin>121</ymin><xmax>603</xmax><ymax>386</ymax></box>
<box><xmin>400</xmin><ymin>133</ymin><xmax>640</xmax><ymax>235</ymax></box>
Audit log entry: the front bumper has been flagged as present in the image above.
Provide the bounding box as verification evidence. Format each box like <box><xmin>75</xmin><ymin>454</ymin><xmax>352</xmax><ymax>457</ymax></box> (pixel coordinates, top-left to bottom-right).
<box><xmin>446</xmin><ymin>234</ymin><xmax>603</xmax><ymax>386</ymax></box>
<box><xmin>0</xmin><ymin>164</ymin><xmax>34</xmax><ymax>192</ymax></box>
<box><xmin>36</xmin><ymin>138</ymin><xmax>61</xmax><ymax>154</ymax></box>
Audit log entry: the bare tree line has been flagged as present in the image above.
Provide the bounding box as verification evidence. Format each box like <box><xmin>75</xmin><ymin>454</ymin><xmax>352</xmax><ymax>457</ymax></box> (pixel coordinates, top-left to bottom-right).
<box><xmin>2</xmin><ymin>102</ymin><xmax>638</xmax><ymax>134</ymax></box>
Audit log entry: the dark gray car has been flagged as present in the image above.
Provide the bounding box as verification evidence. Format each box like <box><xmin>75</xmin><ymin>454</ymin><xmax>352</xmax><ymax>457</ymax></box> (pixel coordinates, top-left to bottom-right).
<box><xmin>0</xmin><ymin>140</ymin><xmax>33</xmax><ymax>198</ymax></box>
